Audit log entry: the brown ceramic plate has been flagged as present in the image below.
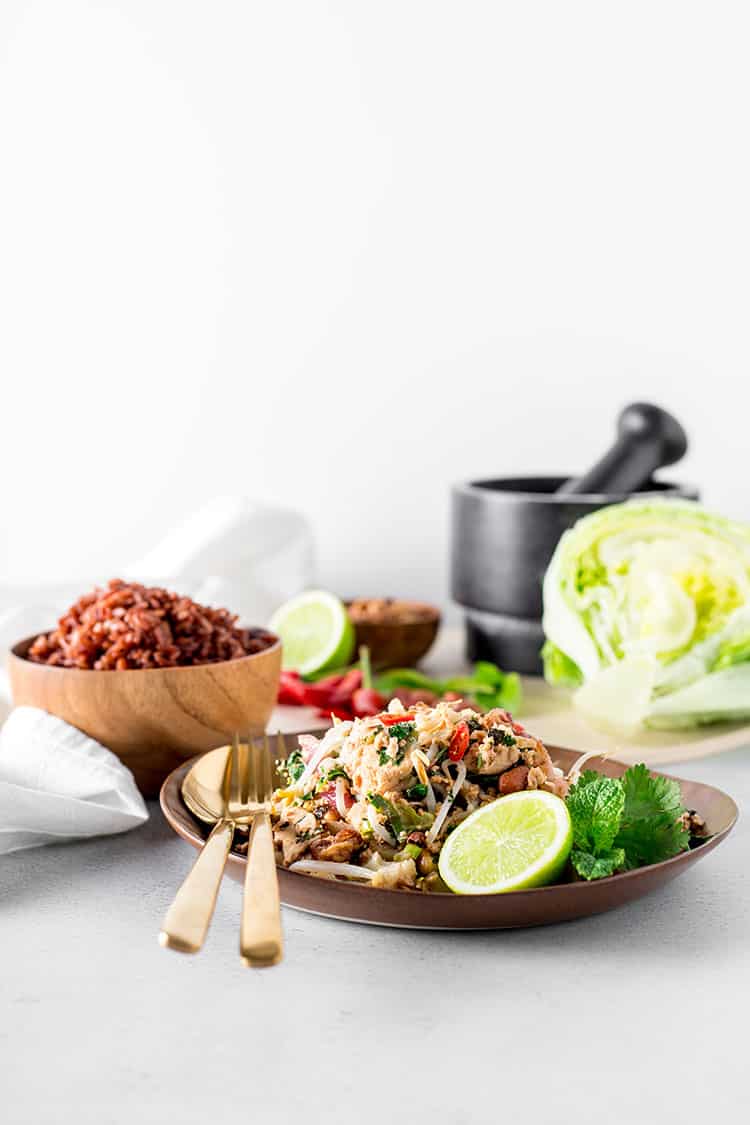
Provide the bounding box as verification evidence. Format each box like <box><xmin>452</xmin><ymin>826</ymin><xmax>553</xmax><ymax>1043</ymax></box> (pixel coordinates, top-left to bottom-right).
<box><xmin>160</xmin><ymin>739</ymin><xmax>738</xmax><ymax>930</ymax></box>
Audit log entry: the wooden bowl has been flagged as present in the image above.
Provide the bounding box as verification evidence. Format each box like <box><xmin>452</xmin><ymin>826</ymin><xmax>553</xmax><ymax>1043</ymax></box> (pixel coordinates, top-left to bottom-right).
<box><xmin>8</xmin><ymin>634</ymin><xmax>281</xmax><ymax>797</ymax></box>
<box><xmin>346</xmin><ymin>599</ymin><xmax>440</xmax><ymax>669</ymax></box>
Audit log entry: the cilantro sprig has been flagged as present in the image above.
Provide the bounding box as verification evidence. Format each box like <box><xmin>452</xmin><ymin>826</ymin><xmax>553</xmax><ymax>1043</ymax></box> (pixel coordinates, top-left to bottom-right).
<box><xmin>616</xmin><ymin>764</ymin><xmax>691</xmax><ymax>868</ymax></box>
<box><xmin>567</xmin><ymin>765</ymin><xmax>691</xmax><ymax>881</ymax></box>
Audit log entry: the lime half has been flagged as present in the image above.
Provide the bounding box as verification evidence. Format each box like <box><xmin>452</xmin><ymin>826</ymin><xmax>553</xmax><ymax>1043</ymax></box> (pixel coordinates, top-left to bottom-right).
<box><xmin>438</xmin><ymin>790</ymin><xmax>572</xmax><ymax>894</ymax></box>
<box><xmin>269</xmin><ymin>591</ymin><xmax>355</xmax><ymax>676</ymax></box>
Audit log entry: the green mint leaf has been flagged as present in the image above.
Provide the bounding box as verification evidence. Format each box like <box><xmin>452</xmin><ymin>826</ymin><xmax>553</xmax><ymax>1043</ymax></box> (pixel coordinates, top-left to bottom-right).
<box><xmin>615</xmin><ymin>764</ymin><xmax>690</xmax><ymax>868</ymax></box>
<box><xmin>567</xmin><ymin>773</ymin><xmax>625</xmax><ymax>855</ymax></box>
<box><xmin>571</xmin><ymin>847</ymin><xmax>626</xmax><ymax>880</ymax></box>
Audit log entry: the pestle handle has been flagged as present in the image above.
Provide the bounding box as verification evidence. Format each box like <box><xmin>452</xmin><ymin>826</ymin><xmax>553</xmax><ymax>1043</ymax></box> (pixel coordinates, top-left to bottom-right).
<box><xmin>558</xmin><ymin>403</ymin><xmax>688</xmax><ymax>496</ymax></box>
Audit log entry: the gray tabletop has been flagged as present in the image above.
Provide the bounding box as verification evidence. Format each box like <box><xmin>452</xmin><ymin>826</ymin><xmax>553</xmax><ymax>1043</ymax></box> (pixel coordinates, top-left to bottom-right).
<box><xmin>3</xmin><ymin>745</ymin><xmax>748</xmax><ymax>1125</ymax></box>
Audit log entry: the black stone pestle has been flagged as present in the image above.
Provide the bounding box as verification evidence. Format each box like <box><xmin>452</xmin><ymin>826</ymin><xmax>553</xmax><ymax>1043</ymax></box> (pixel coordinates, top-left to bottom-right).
<box><xmin>557</xmin><ymin>402</ymin><xmax>688</xmax><ymax>496</ymax></box>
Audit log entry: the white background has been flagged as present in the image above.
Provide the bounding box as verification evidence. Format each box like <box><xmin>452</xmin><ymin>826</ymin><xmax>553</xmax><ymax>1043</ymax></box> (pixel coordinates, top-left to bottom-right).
<box><xmin>1</xmin><ymin>1</ymin><xmax>749</xmax><ymax>608</ymax></box>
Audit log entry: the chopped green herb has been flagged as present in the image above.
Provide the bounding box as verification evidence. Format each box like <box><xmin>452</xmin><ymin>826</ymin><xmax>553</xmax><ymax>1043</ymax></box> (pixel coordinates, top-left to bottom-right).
<box><xmin>406</xmin><ymin>782</ymin><xmax>428</xmax><ymax>801</ymax></box>
<box><xmin>322</xmin><ymin>765</ymin><xmax>350</xmax><ymax>783</ymax></box>
<box><xmin>387</xmin><ymin>721</ymin><xmax>416</xmax><ymax>744</ymax></box>
<box><xmin>281</xmin><ymin>749</ymin><xmax>305</xmax><ymax>784</ymax></box>
<box><xmin>378</xmin><ymin>748</ymin><xmax>391</xmax><ymax>766</ymax></box>
<box><xmin>489</xmin><ymin>728</ymin><xmax>516</xmax><ymax>747</ymax></box>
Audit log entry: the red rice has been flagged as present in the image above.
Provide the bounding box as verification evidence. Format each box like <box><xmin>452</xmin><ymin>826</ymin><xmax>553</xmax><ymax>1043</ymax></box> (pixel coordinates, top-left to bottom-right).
<box><xmin>27</xmin><ymin>579</ymin><xmax>275</xmax><ymax>670</ymax></box>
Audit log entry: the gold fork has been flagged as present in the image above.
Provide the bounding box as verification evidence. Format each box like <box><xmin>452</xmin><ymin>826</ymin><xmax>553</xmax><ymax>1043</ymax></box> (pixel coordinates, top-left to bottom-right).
<box><xmin>229</xmin><ymin>732</ymin><xmax>284</xmax><ymax>968</ymax></box>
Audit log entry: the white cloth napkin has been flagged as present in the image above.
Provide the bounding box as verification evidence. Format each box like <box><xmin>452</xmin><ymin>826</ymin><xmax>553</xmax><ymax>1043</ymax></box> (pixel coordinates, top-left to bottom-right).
<box><xmin>0</xmin><ymin>707</ymin><xmax>149</xmax><ymax>855</ymax></box>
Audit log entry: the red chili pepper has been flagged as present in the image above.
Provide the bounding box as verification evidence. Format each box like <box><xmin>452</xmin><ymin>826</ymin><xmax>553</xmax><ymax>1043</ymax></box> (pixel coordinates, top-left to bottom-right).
<box><xmin>351</xmin><ymin>687</ymin><xmax>385</xmax><ymax>717</ymax></box>
<box><xmin>316</xmin><ymin>706</ymin><xmax>355</xmax><ymax>722</ymax></box>
<box><xmin>449</xmin><ymin>720</ymin><xmax>470</xmax><ymax>761</ymax></box>
<box><xmin>277</xmin><ymin>671</ymin><xmax>307</xmax><ymax>706</ymax></box>
<box><xmin>300</xmin><ymin>681</ymin><xmax>340</xmax><ymax>708</ymax></box>
<box><xmin>379</xmin><ymin>711</ymin><xmax>416</xmax><ymax>726</ymax></box>
<box><xmin>327</xmin><ymin>669</ymin><xmax>363</xmax><ymax>709</ymax></box>
<box><xmin>313</xmin><ymin>673</ymin><xmax>347</xmax><ymax>691</ymax></box>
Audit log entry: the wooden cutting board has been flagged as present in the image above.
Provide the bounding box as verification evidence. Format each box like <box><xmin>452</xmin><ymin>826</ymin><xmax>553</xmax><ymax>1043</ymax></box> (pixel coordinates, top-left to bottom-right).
<box><xmin>270</xmin><ymin>627</ymin><xmax>750</xmax><ymax>768</ymax></box>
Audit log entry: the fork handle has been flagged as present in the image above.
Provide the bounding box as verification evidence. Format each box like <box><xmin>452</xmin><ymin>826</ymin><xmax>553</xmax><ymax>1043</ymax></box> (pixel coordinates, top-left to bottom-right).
<box><xmin>159</xmin><ymin>818</ymin><xmax>234</xmax><ymax>954</ymax></box>
<box><xmin>240</xmin><ymin>812</ymin><xmax>283</xmax><ymax>967</ymax></box>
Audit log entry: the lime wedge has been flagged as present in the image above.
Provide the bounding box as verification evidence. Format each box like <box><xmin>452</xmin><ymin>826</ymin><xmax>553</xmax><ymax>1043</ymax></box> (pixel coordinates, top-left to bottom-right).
<box><xmin>269</xmin><ymin>591</ymin><xmax>355</xmax><ymax>676</ymax></box>
<box><xmin>438</xmin><ymin>790</ymin><xmax>572</xmax><ymax>894</ymax></box>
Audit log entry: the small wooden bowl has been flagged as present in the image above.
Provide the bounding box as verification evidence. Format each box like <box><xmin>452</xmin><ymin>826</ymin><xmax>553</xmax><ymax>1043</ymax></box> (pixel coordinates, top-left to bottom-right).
<box><xmin>7</xmin><ymin>634</ymin><xmax>282</xmax><ymax>797</ymax></box>
<box><xmin>346</xmin><ymin>599</ymin><xmax>440</xmax><ymax>670</ymax></box>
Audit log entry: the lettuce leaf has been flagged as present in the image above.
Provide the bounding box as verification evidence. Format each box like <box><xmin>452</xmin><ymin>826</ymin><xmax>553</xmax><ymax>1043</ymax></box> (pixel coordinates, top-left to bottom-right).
<box><xmin>542</xmin><ymin>499</ymin><xmax>750</xmax><ymax>729</ymax></box>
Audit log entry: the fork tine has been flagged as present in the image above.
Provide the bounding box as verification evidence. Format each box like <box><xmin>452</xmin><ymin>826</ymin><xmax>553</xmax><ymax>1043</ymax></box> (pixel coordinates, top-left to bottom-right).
<box><xmin>229</xmin><ymin>731</ymin><xmax>241</xmax><ymax>808</ymax></box>
<box><xmin>262</xmin><ymin>732</ymin><xmax>272</xmax><ymax>800</ymax></box>
<box><xmin>250</xmin><ymin>734</ymin><xmax>260</xmax><ymax>806</ymax></box>
<box><xmin>245</xmin><ymin>738</ymin><xmax>254</xmax><ymax>810</ymax></box>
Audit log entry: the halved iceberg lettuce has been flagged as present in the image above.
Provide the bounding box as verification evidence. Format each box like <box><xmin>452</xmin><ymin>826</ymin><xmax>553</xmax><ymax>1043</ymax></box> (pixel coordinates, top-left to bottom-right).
<box><xmin>542</xmin><ymin>499</ymin><xmax>750</xmax><ymax>729</ymax></box>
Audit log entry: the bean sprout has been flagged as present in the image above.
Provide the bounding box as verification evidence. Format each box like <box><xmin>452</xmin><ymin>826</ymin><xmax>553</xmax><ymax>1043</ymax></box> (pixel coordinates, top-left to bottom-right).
<box><xmin>289</xmin><ymin>860</ymin><xmax>374</xmax><ymax>881</ymax></box>
<box><xmin>427</xmin><ymin>761</ymin><xmax>467</xmax><ymax>844</ymax></box>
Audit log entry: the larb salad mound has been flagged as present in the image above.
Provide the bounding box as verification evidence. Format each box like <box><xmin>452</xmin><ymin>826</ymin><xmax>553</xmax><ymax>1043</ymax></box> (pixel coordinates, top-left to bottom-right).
<box><xmin>273</xmin><ymin>700</ymin><xmax>562</xmax><ymax>891</ymax></box>
<box><xmin>269</xmin><ymin>700</ymin><xmax>707</xmax><ymax>892</ymax></box>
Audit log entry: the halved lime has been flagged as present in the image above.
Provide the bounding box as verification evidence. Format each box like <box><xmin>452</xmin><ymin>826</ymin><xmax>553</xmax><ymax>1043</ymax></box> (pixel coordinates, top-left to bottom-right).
<box><xmin>269</xmin><ymin>591</ymin><xmax>355</xmax><ymax>676</ymax></box>
<box><xmin>438</xmin><ymin>790</ymin><xmax>572</xmax><ymax>894</ymax></box>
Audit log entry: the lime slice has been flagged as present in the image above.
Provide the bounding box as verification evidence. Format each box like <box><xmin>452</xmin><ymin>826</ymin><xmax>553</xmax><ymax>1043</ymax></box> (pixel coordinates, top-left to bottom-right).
<box><xmin>269</xmin><ymin>591</ymin><xmax>355</xmax><ymax>676</ymax></box>
<box><xmin>438</xmin><ymin>790</ymin><xmax>572</xmax><ymax>894</ymax></box>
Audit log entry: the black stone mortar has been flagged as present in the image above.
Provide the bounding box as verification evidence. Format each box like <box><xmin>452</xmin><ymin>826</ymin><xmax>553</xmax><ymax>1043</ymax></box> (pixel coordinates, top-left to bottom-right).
<box><xmin>450</xmin><ymin>404</ymin><xmax>699</xmax><ymax>675</ymax></box>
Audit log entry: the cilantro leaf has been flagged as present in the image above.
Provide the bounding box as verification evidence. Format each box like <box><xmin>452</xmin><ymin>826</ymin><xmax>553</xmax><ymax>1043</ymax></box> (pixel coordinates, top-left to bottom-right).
<box><xmin>567</xmin><ymin>771</ymin><xmax>625</xmax><ymax>855</ymax></box>
<box><xmin>614</xmin><ymin>764</ymin><xmax>690</xmax><ymax>868</ymax></box>
<box><xmin>571</xmin><ymin>848</ymin><xmax>626</xmax><ymax>881</ymax></box>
